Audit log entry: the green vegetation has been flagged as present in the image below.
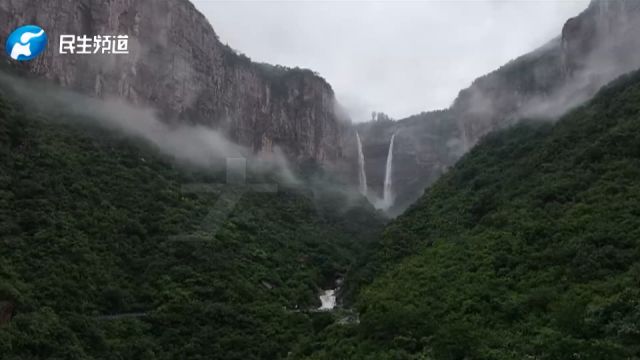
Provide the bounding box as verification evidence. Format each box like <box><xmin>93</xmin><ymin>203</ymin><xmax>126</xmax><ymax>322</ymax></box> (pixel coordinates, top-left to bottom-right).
<box><xmin>255</xmin><ymin>63</ymin><xmax>329</xmax><ymax>98</ymax></box>
<box><xmin>2</xmin><ymin>64</ymin><xmax>640</xmax><ymax>359</ymax></box>
<box><xmin>221</xmin><ymin>46</ymin><xmax>330</xmax><ymax>99</ymax></box>
<box><xmin>300</xmin><ymin>71</ymin><xmax>640</xmax><ymax>359</ymax></box>
<box><xmin>0</xmin><ymin>82</ymin><xmax>382</xmax><ymax>359</ymax></box>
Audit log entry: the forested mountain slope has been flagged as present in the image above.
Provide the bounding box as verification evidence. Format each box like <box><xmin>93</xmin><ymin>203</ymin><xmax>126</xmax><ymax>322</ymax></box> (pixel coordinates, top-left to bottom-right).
<box><xmin>300</xmin><ymin>70</ymin><xmax>640</xmax><ymax>359</ymax></box>
<box><xmin>0</xmin><ymin>77</ymin><xmax>383</xmax><ymax>359</ymax></box>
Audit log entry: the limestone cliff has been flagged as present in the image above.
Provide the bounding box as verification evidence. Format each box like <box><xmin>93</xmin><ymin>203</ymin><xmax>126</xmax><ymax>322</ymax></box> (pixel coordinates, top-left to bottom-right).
<box><xmin>0</xmin><ymin>0</ymin><xmax>348</xmax><ymax>163</ymax></box>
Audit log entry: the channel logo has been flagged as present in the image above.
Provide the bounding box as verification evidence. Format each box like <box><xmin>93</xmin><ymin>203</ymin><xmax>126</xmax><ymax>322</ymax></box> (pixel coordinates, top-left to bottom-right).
<box><xmin>5</xmin><ymin>25</ymin><xmax>48</xmax><ymax>61</ymax></box>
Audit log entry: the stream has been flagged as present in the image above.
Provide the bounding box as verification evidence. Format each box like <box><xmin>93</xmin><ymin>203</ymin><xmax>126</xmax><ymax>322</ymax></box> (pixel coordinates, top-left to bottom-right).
<box><xmin>317</xmin><ymin>277</ymin><xmax>342</xmax><ymax>311</ymax></box>
<box><xmin>318</xmin><ymin>289</ymin><xmax>337</xmax><ymax>310</ymax></box>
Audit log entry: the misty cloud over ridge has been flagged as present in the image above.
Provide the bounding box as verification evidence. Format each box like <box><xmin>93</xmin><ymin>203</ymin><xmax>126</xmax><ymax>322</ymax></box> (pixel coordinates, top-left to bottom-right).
<box><xmin>0</xmin><ymin>71</ymin><xmax>299</xmax><ymax>184</ymax></box>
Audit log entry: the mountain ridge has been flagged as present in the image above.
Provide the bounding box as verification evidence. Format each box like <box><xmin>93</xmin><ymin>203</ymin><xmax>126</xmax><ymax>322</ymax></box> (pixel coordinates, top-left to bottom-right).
<box><xmin>357</xmin><ymin>0</ymin><xmax>640</xmax><ymax>215</ymax></box>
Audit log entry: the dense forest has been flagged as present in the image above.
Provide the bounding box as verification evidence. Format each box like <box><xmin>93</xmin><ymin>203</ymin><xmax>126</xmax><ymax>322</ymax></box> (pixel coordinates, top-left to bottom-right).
<box><xmin>0</xmin><ymin>76</ymin><xmax>384</xmax><ymax>359</ymax></box>
<box><xmin>2</xmin><ymin>54</ymin><xmax>640</xmax><ymax>360</ymax></box>
<box><xmin>298</xmin><ymin>70</ymin><xmax>640</xmax><ymax>359</ymax></box>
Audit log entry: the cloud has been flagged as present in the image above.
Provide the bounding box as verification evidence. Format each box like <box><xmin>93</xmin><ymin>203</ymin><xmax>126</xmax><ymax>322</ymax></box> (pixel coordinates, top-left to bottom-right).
<box><xmin>519</xmin><ymin>10</ymin><xmax>640</xmax><ymax>119</ymax></box>
<box><xmin>193</xmin><ymin>0</ymin><xmax>589</xmax><ymax>121</ymax></box>
<box><xmin>0</xmin><ymin>71</ymin><xmax>299</xmax><ymax>184</ymax></box>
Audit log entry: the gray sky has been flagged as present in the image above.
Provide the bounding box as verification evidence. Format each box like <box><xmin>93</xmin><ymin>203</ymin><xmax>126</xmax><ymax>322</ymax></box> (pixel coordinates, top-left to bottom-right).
<box><xmin>193</xmin><ymin>0</ymin><xmax>589</xmax><ymax>122</ymax></box>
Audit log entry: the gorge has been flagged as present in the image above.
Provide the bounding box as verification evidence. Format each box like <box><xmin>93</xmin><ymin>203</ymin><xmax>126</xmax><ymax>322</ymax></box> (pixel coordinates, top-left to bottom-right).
<box><xmin>5</xmin><ymin>0</ymin><xmax>638</xmax><ymax>217</ymax></box>
<box><xmin>2</xmin><ymin>0</ymin><xmax>640</xmax><ymax>359</ymax></box>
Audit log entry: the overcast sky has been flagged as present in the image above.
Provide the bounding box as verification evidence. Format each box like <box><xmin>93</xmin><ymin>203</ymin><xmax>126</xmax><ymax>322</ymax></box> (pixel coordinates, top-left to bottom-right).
<box><xmin>192</xmin><ymin>0</ymin><xmax>589</xmax><ymax>122</ymax></box>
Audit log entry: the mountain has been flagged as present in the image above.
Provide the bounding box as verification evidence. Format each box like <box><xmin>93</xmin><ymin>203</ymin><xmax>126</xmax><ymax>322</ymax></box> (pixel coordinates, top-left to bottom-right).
<box><xmin>358</xmin><ymin>0</ymin><xmax>640</xmax><ymax>215</ymax></box>
<box><xmin>300</xmin><ymin>67</ymin><xmax>640</xmax><ymax>360</ymax></box>
<box><xmin>0</xmin><ymin>0</ymin><xmax>350</xmax><ymax>164</ymax></box>
<box><xmin>3</xmin><ymin>1</ymin><xmax>640</xmax><ymax>358</ymax></box>
<box><xmin>0</xmin><ymin>73</ymin><xmax>384</xmax><ymax>359</ymax></box>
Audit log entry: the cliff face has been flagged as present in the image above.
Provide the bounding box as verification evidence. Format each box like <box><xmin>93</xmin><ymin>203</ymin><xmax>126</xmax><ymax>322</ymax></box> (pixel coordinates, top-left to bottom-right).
<box><xmin>355</xmin><ymin>112</ymin><xmax>458</xmax><ymax>214</ymax></box>
<box><xmin>358</xmin><ymin>0</ymin><xmax>640</xmax><ymax>215</ymax></box>
<box><xmin>453</xmin><ymin>0</ymin><xmax>640</xmax><ymax>148</ymax></box>
<box><xmin>0</xmin><ymin>0</ymin><xmax>348</xmax><ymax>163</ymax></box>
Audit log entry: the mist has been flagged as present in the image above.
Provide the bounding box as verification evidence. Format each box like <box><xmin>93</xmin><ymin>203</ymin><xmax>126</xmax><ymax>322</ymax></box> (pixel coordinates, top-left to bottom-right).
<box><xmin>0</xmin><ymin>71</ymin><xmax>299</xmax><ymax>185</ymax></box>
<box><xmin>521</xmin><ymin>19</ymin><xmax>640</xmax><ymax>119</ymax></box>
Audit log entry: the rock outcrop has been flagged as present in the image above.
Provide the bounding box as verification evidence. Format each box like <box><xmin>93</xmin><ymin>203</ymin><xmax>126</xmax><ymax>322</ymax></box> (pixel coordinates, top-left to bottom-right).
<box><xmin>358</xmin><ymin>0</ymin><xmax>640</xmax><ymax>215</ymax></box>
<box><xmin>0</xmin><ymin>0</ymin><xmax>349</xmax><ymax>163</ymax></box>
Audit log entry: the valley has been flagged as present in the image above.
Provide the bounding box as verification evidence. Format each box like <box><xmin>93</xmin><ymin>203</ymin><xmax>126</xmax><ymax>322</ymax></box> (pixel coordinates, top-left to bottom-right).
<box><xmin>299</xmin><ymin>68</ymin><xmax>640</xmax><ymax>360</ymax></box>
<box><xmin>1</xmin><ymin>0</ymin><xmax>640</xmax><ymax>359</ymax></box>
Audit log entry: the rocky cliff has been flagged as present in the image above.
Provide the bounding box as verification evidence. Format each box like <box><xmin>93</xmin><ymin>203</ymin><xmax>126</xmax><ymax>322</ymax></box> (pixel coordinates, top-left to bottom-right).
<box><xmin>0</xmin><ymin>0</ymin><xmax>348</xmax><ymax>163</ymax></box>
<box><xmin>358</xmin><ymin>0</ymin><xmax>640</xmax><ymax>215</ymax></box>
<box><xmin>452</xmin><ymin>0</ymin><xmax>640</xmax><ymax>147</ymax></box>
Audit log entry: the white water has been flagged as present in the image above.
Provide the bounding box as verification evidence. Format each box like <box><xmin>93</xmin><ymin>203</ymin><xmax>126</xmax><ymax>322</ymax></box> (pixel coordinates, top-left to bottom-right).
<box><xmin>382</xmin><ymin>133</ymin><xmax>396</xmax><ymax>210</ymax></box>
<box><xmin>318</xmin><ymin>289</ymin><xmax>337</xmax><ymax>310</ymax></box>
<box><xmin>355</xmin><ymin>132</ymin><xmax>368</xmax><ymax>196</ymax></box>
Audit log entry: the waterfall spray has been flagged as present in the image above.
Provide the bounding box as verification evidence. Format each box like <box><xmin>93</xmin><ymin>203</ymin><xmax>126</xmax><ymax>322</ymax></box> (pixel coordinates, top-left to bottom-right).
<box><xmin>355</xmin><ymin>132</ymin><xmax>368</xmax><ymax>196</ymax></box>
<box><xmin>382</xmin><ymin>132</ymin><xmax>396</xmax><ymax>210</ymax></box>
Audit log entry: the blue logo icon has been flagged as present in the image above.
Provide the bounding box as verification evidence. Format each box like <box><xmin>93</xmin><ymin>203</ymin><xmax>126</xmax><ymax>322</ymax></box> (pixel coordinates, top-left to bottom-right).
<box><xmin>5</xmin><ymin>25</ymin><xmax>47</xmax><ymax>61</ymax></box>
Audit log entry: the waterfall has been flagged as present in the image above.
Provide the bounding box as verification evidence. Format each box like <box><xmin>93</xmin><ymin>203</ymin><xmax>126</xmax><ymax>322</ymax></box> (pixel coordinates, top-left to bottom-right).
<box><xmin>382</xmin><ymin>133</ymin><xmax>396</xmax><ymax>209</ymax></box>
<box><xmin>318</xmin><ymin>277</ymin><xmax>342</xmax><ymax>311</ymax></box>
<box><xmin>318</xmin><ymin>289</ymin><xmax>336</xmax><ymax>311</ymax></box>
<box><xmin>355</xmin><ymin>132</ymin><xmax>368</xmax><ymax>196</ymax></box>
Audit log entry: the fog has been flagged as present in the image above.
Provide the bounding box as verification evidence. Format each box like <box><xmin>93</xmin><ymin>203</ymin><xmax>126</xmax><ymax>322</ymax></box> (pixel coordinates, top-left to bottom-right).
<box><xmin>0</xmin><ymin>72</ymin><xmax>299</xmax><ymax>184</ymax></box>
<box><xmin>520</xmin><ymin>16</ymin><xmax>640</xmax><ymax>119</ymax></box>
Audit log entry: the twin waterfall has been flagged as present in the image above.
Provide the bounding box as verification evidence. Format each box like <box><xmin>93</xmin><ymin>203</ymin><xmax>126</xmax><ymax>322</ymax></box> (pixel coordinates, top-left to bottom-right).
<box><xmin>382</xmin><ymin>133</ymin><xmax>396</xmax><ymax>209</ymax></box>
<box><xmin>356</xmin><ymin>131</ymin><xmax>396</xmax><ymax>211</ymax></box>
<box><xmin>356</xmin><ymin>132</ymin><xmax>368</xmax><ymax>196</ymax></box>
